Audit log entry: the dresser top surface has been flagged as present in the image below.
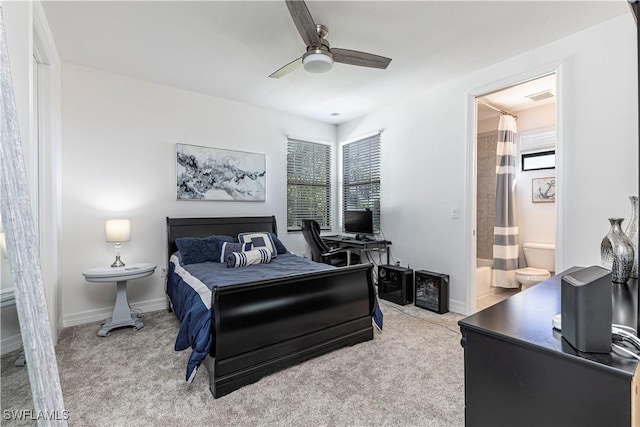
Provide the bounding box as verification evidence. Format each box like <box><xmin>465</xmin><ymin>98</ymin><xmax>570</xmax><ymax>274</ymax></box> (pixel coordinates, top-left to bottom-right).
<box><xmin>459</xmin><ymin>267</ymin><xmax>639</xmax><ymax>377</ymax></box>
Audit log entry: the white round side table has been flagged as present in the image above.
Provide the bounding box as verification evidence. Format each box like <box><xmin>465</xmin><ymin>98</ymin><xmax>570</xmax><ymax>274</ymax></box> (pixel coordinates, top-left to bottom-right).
<box><xmin>83</xmin><ymin>262</ymin><xmax>156</xmax><ymax>336</ymax></box>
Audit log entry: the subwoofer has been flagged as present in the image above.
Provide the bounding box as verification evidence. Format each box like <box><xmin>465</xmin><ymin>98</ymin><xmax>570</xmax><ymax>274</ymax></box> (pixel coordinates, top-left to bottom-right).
<box><xmin>378</xmin><ymin>265</ymin><xmax>413</xmax><ymax>305</ymax></box>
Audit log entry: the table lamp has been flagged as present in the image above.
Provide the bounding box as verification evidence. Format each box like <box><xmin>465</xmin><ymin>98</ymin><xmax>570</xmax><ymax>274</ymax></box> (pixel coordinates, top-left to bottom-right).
<box><xmin>105</xmin><ymin>219</ymin><xmax>130</xmax><ymax>267</ymax></box>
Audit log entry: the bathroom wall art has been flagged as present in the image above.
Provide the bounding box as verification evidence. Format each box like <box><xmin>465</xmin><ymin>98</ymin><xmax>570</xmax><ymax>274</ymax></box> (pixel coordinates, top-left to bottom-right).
<box><xmin>532</xmin><ymin>177</ymin><xmax>555</xmax><ymax>203</ymax></box>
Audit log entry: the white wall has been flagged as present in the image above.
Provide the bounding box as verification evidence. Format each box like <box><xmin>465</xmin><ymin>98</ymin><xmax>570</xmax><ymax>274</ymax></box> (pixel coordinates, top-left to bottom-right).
<box><xmin>515</xmin><ymin>104</ymin><xmax>556</xmax><ymax>264</ymax></box>
<box><xmin>60</xmin><ymin>64</ymin><xmax>337</xmax><ymax>325</ymax></box>
<box><xmin>338</xmin><ymin>15</ymin><xmax>638</xmax><ymax>314</ymax></box>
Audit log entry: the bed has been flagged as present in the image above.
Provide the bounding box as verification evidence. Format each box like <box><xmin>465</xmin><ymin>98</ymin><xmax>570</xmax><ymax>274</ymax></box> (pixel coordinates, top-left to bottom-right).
<box><xmin>166</xmin><ymin>216</ymin><xmax>376</xmax><ymax>398</ymax></box>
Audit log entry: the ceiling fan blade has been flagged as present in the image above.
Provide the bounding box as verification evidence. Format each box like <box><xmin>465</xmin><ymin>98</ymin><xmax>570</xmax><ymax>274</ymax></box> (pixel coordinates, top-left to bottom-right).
<box><xmin>332</xmin><ymin>48</ymin><xmax>392</xmax><ymax>69</ymax></box>
<box><xmin>285</xmin><ymin>0</ymin><xmax>321</xmax><ymax>47</ymax></box>
<box><xmin>269</xmin><ymin>56</ymin><xmax>303</xmax><ymax>78</ymax></box>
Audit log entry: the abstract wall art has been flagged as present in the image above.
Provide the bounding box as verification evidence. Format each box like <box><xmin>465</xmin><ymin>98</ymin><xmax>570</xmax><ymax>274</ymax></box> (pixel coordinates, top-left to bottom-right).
<box><xmin>176</xmin><ymin>143</ymin><xmax>266</xmax><ymax>201</ymax></box>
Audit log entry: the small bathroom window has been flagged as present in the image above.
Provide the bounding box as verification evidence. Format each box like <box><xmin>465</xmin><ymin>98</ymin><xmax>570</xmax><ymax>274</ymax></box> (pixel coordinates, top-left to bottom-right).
<box><xmin>522</xmin><ymin>150</ymin><xmax>556</xmax><ymax>171</ymax></box>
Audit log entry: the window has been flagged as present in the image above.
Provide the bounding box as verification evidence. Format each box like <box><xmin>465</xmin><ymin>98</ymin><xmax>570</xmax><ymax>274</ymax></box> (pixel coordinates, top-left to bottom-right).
<box><xmin>342</xmin><ymin>134</ymin><xmax>381</xmax><ymax>231</ymax></box>
<box><xmin>520</xmin><ymin>129</ymin><xmax>556</xmax><ymax>171</ymax></box>
<box><xmin>287</xmin><ymin>139</ymin><xmax>331</xmax><ymax>231</ymax></box>
<box><xmin>522</xmin><ymin>150</ymin><xmax>556</xmax><ymax>171</ymax></box>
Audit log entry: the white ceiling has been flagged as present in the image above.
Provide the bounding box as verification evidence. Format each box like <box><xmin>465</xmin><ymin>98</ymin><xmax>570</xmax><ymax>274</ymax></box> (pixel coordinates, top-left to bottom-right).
<box><xmin>480</xmin><ymin>74</ymin><xmax>556</xmax><ymax>113</ymax></box>
<box><xmin>41</xmin><ymin>1</ymin><xmax>629</xmax><ymax>125</ymax></box>
<box><xmin>477</xmin><ymin>73</ymin><xmax>557</xmax><ymax>120</ymax></box>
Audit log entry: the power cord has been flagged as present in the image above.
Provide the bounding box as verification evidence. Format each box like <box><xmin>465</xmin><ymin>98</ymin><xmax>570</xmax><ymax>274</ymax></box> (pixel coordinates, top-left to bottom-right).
<box><xmin>611</xmin><ymin>323</ymin><xmax>640</xmax><ymax>360</ymax></box>
<box><xmin>612</xmin><ymin>343</ymin><xmax>640</xmax><ymax>360</ymax></box>
<box><xmin>377</xmin><ymin>227</ymin><xmax>396</xmax><ymax>266</ymax></box>
<box><xmin>554</xmin><ymin>317</ymin><xmax>640</xmax><ymax>360</ymax></box>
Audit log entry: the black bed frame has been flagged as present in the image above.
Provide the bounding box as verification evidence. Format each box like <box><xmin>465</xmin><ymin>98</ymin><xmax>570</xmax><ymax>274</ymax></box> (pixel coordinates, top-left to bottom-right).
<box><xmin>166</xmin><ymin>216</ymin><xmax>375</xmax><ymax>398</ymax></box>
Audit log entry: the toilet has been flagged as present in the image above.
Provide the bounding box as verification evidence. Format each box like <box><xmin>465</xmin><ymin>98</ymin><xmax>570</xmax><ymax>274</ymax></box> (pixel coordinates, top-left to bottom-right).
<box><xmin>515</xmin><ymin>243</ymin><xmax>555</xmax><ymax>289</ymax></box>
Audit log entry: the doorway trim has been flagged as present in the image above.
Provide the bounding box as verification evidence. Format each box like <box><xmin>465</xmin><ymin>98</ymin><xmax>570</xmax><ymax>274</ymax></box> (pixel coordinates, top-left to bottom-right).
<box><xmin>464</xmin><ymin>62</ymin><xmax>565</xmax><ymax>315</ymax></box>
<box><xmin>33</xmin><ymin>1</ymin><xmax>62</xmax><ymax>339</ymax></box>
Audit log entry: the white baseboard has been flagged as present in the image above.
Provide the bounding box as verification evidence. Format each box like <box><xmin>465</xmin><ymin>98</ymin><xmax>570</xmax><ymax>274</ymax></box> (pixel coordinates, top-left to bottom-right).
<box><xmin>62</xmin><ymin>297</ymin><xmax>169</xmax><ymax>328</ymax></box>
<box><xmin>57</xmin><ymin>317</ymin><xmax>64</xmax><ymax>342</ymax></box>
<box><xmin>2</xmin><ymin>297</ymin><xmax>169</xmax><ymax>353</ymax></box>
<box><xmin>1</xmin><ymin>333</ymin><xmax>23</xmax><ymax>355</ymax></box>
<box><xmin>448</xmin><ymin>298</ymin><xmax>466</xmax><ymax>315</ymax></box>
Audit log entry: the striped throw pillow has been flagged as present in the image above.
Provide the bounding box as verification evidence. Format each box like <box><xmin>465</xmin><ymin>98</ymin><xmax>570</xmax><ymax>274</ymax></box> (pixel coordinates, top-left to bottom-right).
<box><xmin>226</xmin><ymin>248</ymin><xmax>272</xmax><ymax>268</ymax></box>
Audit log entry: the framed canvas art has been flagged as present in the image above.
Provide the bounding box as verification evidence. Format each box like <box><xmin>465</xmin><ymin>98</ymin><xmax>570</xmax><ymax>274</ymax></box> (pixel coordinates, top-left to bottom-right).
<box><xmin>532</xmin><ymin>177</ymin><xmax>555</xmax><ymax>203</ymax></box>
<box><xmin>176</xmin><ymin>143</ymin><xmax>266</xmax><ymax>201</ymax></box>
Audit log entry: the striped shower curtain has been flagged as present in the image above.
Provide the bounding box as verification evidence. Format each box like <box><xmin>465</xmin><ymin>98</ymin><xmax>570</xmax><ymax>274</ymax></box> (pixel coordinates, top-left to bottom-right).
<box><xmin>493</xmin><ymin>114</ymin><xmax>520</xmax><ymax>288</ymax></box>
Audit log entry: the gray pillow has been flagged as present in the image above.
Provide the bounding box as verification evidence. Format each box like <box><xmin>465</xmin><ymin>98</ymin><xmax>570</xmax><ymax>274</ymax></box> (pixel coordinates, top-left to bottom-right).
<box><xmin>269</xmin><ymin>232</ymin><xmax>288</xmax><ymax>255</ymax></box>
<box><xmin>175</xmin><ymin>235</ymin><xmax>235</xmax><ymax>265</ymax></box>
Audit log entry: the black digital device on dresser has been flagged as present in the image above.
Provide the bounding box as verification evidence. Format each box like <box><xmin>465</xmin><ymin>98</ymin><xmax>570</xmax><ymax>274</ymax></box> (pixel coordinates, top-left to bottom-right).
<box><xmin>560</xmin><ymin>266</ymin><xmax>612</xmax><ymax>353</ymax></box>
<box><xmin>414</xmin><ymin>270</ymin><xmax>449</xmax><ymax>314</ymax></box>
<box><xmin>378</xmin><ymin>265</ymin><xmax>413</xmax><ymax>305</ymax></box>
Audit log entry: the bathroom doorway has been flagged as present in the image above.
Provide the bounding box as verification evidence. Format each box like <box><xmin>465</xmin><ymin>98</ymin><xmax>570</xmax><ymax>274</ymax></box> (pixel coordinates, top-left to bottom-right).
<box><xmin>473</xmin><ymin>73</ymin><xmax>558</xmax><ymax>312</ymax></box>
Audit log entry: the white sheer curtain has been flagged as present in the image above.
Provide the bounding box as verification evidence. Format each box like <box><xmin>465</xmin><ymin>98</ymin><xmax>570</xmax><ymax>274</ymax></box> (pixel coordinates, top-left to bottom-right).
<box><xmin>0</xmin><ymin>5</ymin><xmax>67</xmax><ymax>422</ymax></box>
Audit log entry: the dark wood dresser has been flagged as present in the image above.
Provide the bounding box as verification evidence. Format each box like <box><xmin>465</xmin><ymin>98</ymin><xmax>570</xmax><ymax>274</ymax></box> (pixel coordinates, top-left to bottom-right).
<box><xmin>459</xmin><ymin>269</ymin><xmax>640</xmax><ymax>427</ymax></box>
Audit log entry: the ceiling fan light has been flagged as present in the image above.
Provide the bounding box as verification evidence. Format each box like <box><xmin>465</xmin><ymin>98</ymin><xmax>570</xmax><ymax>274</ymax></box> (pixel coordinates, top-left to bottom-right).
<box><xmin>303</xmin><ymin>51</ymin><xmax>333</xmax><ymax>73</ymax></box>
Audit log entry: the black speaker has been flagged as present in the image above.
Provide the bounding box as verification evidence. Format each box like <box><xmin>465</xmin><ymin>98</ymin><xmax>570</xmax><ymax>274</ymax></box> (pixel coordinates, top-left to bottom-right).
<box><xmin>378</xmin><ymin>265</ymin><xmax>413</xmax><ymax>305</ymax></box>
<box><xmin>561</xmin><ymin>266</ymin><xmax>612</xmax><ymax>353</ymax></box>
<box><xmin>415</xmin><ymin>270</ymin><xmax>449</xmax><ymax>314</ymax></box>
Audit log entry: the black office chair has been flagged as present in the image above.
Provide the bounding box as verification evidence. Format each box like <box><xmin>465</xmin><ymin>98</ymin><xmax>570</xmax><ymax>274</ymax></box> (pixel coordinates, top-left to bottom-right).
<box><xmin>301</xmin><ymin>220</ymin><xmax>360</xmax><ymax>267</ymax></box>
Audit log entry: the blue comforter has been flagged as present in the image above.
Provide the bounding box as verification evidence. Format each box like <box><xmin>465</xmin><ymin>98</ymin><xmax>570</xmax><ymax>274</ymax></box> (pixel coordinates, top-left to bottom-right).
<box><xmin>166</xmin><ymin>252</ymin><xmax>335</xmax><ymax>382</ymax></box>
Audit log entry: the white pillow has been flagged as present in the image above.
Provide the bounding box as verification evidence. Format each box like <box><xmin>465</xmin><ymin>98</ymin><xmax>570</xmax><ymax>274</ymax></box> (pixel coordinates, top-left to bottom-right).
<box><xmin>237</xmin><ymin>232</ymin><xmax>277</xmax><ymax>258</ymax></box>
<box><xmin>226</xmin><ymin>248</ymin><xmax>272</xmax><ymax>268</ymax></box>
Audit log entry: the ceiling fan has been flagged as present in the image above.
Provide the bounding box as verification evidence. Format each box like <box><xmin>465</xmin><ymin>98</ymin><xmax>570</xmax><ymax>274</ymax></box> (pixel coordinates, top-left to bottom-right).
<box><xmin>269</xmin><ymin>0</ymin><xmax>392</xmax><ymax>78</ymax></box>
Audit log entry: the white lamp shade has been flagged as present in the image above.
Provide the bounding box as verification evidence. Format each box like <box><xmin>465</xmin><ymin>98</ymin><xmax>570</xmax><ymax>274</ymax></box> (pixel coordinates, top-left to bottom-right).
<box><xmin>303</xmin><ymin>52</ymin><xmax>333</xmax><ymax>73</ymax></box>
<box><xmin>105</xmin><ymin>219</ymin><xmax>131</xmax><ymax>242</ymax></box>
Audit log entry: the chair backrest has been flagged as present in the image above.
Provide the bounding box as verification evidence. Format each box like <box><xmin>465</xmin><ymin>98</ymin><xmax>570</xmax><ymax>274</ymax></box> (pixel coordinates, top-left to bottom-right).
<box><xmin>301</xmin><ymin>220</ymin><xmax>330</xmax><ymax>262</ymax></box>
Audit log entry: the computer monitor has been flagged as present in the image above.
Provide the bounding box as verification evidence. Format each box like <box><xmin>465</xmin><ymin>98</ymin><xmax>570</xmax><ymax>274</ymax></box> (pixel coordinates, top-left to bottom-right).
<box><xmin>344</xmin><ymin>210</ymin><xmax>374</xmax><ymax>238</ymax></box>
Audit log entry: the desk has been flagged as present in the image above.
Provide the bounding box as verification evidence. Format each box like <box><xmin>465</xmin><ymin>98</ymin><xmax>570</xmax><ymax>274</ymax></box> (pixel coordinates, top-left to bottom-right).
<box><xmin>322</xmin><ymin>235</ymin><xmax>392</xmax><ymax>265</ymax></box>
<box><xmin>459</xmin><ymin>268</ymin><xmax>640</xmax><ymax>427</ymax></box>
<box><xmin>83</xmin><ymin>263</ymin><xmax>156</xmax><ymax>336</ymax></box>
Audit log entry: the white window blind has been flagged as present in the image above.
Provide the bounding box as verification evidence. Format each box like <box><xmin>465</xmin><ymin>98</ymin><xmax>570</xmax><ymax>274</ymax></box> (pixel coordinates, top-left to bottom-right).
<box><xmin>342</xmin><ymin>134</ymin><xmax>381</xmax><ymax>231</ymax></box>
<box><xmin>520</xmin><ymin>129</ymin><xmax>556</xmax><ymax>171</ymax></box>
<box><xmin>520</xmin><ymin>129</ymin><xmax>556</xmax><ymax>153</ymax></box>
<box><xmin>287</xmin><ymin>138</ymin><xmax>331</xmax><ymax>231</ymax></box>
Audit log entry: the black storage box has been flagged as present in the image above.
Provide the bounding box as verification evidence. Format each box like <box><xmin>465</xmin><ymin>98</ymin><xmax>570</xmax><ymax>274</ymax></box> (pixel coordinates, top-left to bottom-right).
<box><xmin>415</xmin><ymin>270</ymin><xmax>449</xmax><ymax>314</ymax></box>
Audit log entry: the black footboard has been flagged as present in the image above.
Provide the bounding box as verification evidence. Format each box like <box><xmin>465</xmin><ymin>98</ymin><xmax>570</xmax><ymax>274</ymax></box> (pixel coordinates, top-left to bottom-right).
<box><xmin>206</xmin><ymin>263</ymin><xmax>374</xmax><ymax>398</ymax></box>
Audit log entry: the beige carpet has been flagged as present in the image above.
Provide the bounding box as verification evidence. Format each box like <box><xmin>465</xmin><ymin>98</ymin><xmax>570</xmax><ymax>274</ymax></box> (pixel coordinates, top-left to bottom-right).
<box><xmin>2</xmin><ymin>300</ymin><xmax>465</xmax><ymax>426</ymax></box>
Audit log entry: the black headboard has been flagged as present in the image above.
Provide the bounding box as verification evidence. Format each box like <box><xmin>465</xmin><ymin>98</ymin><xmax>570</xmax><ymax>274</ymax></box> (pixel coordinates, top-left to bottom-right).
<box><xmin>166</xmin><ymin>216</ymin><xmax>277</xmax><ymax>264</ymax></box>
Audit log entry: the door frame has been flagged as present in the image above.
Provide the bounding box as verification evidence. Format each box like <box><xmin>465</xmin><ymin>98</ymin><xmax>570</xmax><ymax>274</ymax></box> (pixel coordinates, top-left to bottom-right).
<box><xmin>33</xmin><ymin>1</ymin><xmax>62</xmax><ymax>338</ymax></box>
<box><xmin>464</xmin><ymin>63</ymin><xmax>565</xmax><ymax>315</ymax></box>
